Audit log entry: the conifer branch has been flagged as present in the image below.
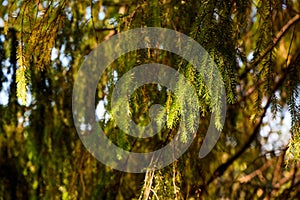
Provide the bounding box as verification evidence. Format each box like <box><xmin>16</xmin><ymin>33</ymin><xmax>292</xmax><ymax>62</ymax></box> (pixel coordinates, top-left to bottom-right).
<box><xmin>206</xmin><ymin>55</ymin><xmax>295</xmax><ymax>186</ymax></box>
<box><xmin>240</xmin><ymin>14</ymin><xmax>300</xmax><ymax>79</ymax></box>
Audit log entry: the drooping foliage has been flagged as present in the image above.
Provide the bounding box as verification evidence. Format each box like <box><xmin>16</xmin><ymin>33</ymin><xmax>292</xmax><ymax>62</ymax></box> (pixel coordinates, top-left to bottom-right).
<box><xmin>1</xmin><ymin>0</ymin><xmax>300</xmax><ymax>199</ymax></box>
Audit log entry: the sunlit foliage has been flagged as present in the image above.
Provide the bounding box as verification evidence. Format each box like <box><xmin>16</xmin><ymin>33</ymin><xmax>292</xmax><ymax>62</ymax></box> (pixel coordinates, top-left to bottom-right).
<box><xmin>0</xmin><ymin>0</ymin><xmax>300</xmax><ymax>199</ymax></box>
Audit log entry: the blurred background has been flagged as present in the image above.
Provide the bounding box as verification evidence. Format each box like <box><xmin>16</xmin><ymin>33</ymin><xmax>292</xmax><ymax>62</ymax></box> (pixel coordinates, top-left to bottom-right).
<box><xmin>0</xmin><ymin>0</ymin><xmax>300</xmax><ymax>199</ymax></box>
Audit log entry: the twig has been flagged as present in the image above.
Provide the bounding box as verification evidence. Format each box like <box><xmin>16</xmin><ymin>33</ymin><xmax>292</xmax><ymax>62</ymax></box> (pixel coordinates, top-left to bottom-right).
<box><xmin>139</xmin><ymin>168</ymin><xmax>155</xmax><ymax>200</ymax></box>
<box><xmin>150</xmin><ymin>189</ymin><xmax>160</xmax><ymax>200</ymax></box>
<box><xmin>238</xmin><ymin>159</ymin><xmax>274</xmax><ymax>183</ymax></box>
<box><xmin>285</xmin><ymin>25</ymin><xmax>295</xmax><ymax>68</ymax></box>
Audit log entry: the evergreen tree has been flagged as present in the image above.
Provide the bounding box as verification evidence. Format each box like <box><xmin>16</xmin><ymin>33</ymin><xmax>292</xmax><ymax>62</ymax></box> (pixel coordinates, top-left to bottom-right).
<box><xmin>0</xmin><ymin>0</ymin><xmax>300</xmax><ymax>199</ymax></box>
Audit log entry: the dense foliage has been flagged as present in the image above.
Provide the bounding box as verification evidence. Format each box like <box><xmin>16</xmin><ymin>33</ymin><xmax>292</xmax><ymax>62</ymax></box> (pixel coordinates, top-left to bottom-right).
<box><xmin>0</xmin><ymin>0</ymin><xmax>300</xmax><ymax>199</ymax></box>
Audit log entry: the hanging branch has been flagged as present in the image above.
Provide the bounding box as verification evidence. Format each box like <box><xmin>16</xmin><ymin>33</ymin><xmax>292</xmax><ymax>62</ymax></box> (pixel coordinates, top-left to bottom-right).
<box><xmin>205</xmin><ymin>54</ymin><xmax>296</xmax><ymax>187</ymax></box>
<box><xmin>240</xmin><ymin>14</ymin><xmax>300</xmax><ymax>79</ymax></box>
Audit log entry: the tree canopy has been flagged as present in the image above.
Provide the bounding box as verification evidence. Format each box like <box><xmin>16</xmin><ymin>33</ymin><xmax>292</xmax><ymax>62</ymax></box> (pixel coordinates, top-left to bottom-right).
<box><xmin>0</xmin><ymin>0</ymin><xmax>300</xmax><ymax>199</ymax></box>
